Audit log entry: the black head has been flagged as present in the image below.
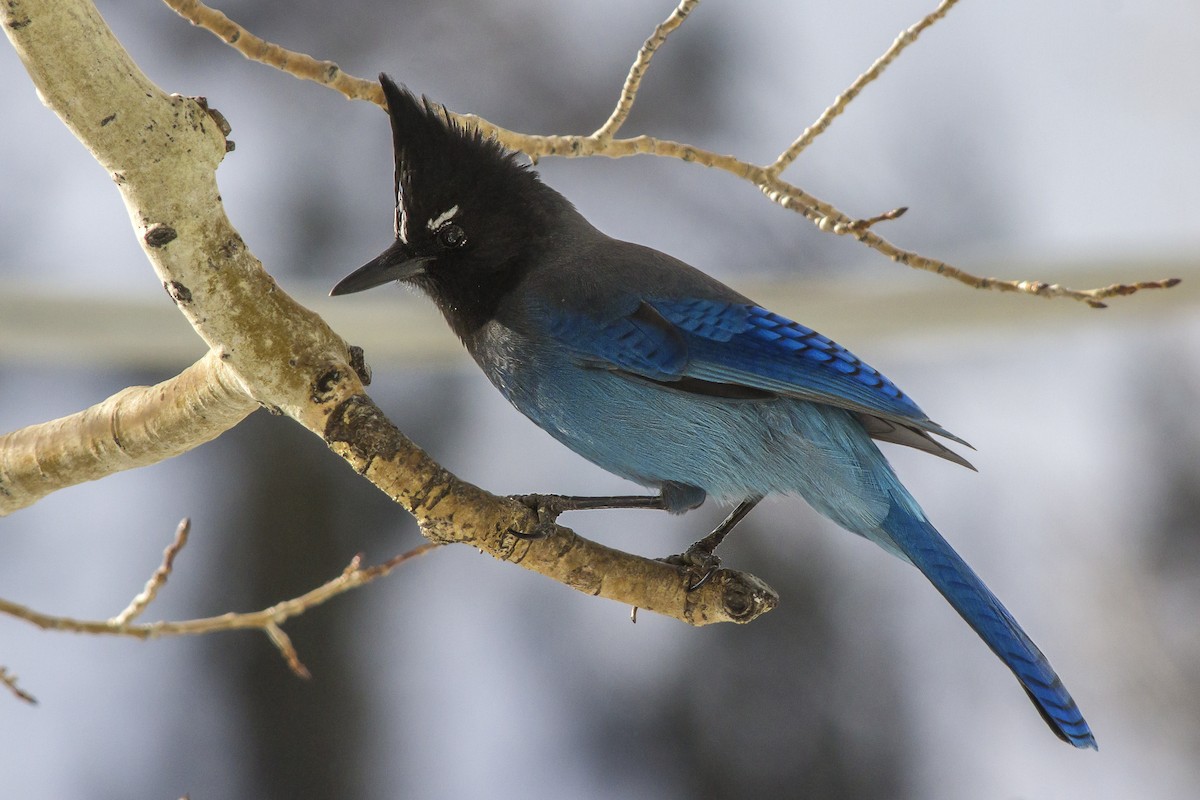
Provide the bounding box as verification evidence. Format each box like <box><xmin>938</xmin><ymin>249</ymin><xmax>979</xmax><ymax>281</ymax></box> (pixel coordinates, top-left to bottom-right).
<box><xmin>331</xmin><ymin>74</ymin><xmax>563</xmax><ymax>334</ymax></box>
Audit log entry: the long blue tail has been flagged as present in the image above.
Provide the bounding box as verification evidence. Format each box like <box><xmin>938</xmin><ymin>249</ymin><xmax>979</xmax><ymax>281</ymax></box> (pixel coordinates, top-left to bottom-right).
<box><xmin>880</xmin><ymin>502</ymin><xmax>1097</xmax><ymax>749</ymax></box>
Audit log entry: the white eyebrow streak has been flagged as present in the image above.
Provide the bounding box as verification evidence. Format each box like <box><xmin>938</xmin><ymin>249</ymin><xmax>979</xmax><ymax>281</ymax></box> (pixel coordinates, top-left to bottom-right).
<box><xmin>426</xmin><ymin>205</ymin><xmax>460</xmax><ymax>231</ymax></box>
<box><xmin>396</xmin><ymin>206</ymin><xmax>409</xmax><ymax>243</ymax></box>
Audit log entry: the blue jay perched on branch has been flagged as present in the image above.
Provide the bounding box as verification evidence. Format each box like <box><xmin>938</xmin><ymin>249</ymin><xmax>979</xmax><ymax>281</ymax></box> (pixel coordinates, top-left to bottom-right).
<box><xmin>332</xmin><ymin>74</ymin><xmax>1096</xmax><ymax>749</ymax></box>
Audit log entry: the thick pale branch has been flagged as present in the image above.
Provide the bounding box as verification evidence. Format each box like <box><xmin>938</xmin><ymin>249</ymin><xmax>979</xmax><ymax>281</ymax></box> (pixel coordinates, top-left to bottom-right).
<box><xmin>315</xmin><ymin>395</ymin><xmax>776</xmax><ymax>625</ymax></box>
<box><xmin>0</xmin><ymin>351</ymin><xmax>255</xmax><ymax>515</ymax></box>
<box><xmin>160</xmin><ymin>0</ymin><xmax>1179</xmax><ymax>307</ymax></box>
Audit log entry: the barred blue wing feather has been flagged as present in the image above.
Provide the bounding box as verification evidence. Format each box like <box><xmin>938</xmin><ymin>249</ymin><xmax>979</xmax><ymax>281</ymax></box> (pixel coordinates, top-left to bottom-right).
<box><xmin>545</xmin><ymin>299</ymin><xmax>687</xmax><ymax>380</ymax></box>
<box><xmin>657</xmin><ymin>300</ymin><xmax>928</xmax><ymax>421</ymax></box>
<box><xmin>542</xmin><ymin>297</ymin><xmax>973</xmax><ymax>467</ymax></box>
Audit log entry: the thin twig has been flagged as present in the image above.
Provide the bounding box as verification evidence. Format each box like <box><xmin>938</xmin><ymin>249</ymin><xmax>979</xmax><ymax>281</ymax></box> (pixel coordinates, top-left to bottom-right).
<box><xmin>162</xmin><ymin>0</ymin><xmax>380</xmax><ymax>104</ymax></box>
<box><xmin>0</xmin><ymin>543</ymin><xmax>441</xmax><ymax>676</ymax></box>
<box><xmin>590</xmin><ymin>0</ymin><xmax>700</xmax><ymax>143</ymax></box>
<box><xmin>265</xmin><ymin>622</ymin><xmax>310</xmax><ymax>679</ymax></box>
<box><xmin>832</xmin><ymin>206</ymin><xmax>908</xmax><ymax>234</ymax></box>
<box><xmin>159</xmin><ymin>0</ymin><xmax>1180</xmax><ymax>307</ymax></box>
<box><xmin>862</xmin><ymin>240</ymin><xmax>1181</xmax><ymax>308</ymax></box>
<box><xmin>110</xmin><ymin>518</ymin><xmax>191</xmax><ymax>625</ymax></box>
<box><xmin>757</xmin><ymin>177</ymin><xmax>1181</xmax><ymax>306</ymax></box>
<box><xmin>767</xmin><ymin>0</ymin><xmax>961</xmax><ymax>176</ymax></box>
<box><xmin>0</xmin><ymin>667</ymin><xmax>37</xmax><ymax>705</ymax></box>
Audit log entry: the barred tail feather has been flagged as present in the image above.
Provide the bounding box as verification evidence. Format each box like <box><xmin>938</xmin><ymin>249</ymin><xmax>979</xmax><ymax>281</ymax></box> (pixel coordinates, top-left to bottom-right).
<box><xmin>880</xmin><ymin>503</ymin><xmax>1097</xmax><ymax>749</ymax></box>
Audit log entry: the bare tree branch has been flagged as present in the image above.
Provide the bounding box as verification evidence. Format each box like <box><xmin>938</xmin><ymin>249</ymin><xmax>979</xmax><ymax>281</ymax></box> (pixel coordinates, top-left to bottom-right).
<box><xmin>0</xmin><ymin>543</ymin><xmax>443</xmax><ymax>678</ymax></box>
<box><xmin>0</xmin><ymin>666</ymin><xmax>37</xmax><ymax>705</ymax></box>
<box><xmin>160</xmin><ymin>0</ymin><xmax>1180</xmax><ymax>307</ymax></box>
<box><xmin>316</xmin><ymin>396</ymin><xmax>777</xmax><ymax>625</ymax></box>
<box><xmin>4</xmin><ymin>527</ymin><xmax>768</xmax><ymax>682</ymax></box>
<box><xmin>767</xmin><ymin>0</ymin><xmax>961</xmax><ymax>176</ymax></box>
<box><xmin>0</xmin><ymin>351</ymin><xmax>255</xmax><ymax>516</ymax></box>
<box><xmin>589</xmin><ymin>0</ymin><xmax>700</xmax><ymax>143</ymax></box>
<box><xmin>163</xmin><ymin>0</ymin><xmax>378</xmax><ymax>104</ymax></box>
<box><xmin>110</xmin><ymin>518</ymin><xmax>192</xmax><ymax>626</ymax></box>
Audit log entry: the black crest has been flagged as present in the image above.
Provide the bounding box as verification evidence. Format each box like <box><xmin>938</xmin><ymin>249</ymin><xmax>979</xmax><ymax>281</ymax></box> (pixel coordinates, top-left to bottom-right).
<box><xmin>378</xmin><ymin>74</ymin><xmax>544</xmax><ymax>241</ymax></box>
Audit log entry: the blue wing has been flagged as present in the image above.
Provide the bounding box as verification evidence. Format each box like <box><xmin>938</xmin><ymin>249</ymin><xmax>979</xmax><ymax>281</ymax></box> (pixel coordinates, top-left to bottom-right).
<box><xmin>541</xmin><ymin>297</ymin><xmax>972</xmax><ymax>467</ymax></box>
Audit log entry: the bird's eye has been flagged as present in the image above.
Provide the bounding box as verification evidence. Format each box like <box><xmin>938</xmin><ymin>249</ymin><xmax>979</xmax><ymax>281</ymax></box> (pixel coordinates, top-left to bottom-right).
<box><xmin>436</xmin><ymin>223</ymin><xmax>467</xmax><ymax>250</ymax></box>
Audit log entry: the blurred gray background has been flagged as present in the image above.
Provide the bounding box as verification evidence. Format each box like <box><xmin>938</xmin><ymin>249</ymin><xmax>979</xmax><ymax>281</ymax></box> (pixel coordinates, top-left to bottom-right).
<box><xmin>3</xmin><ymin>1</ymin><xmax>1199</xmax><ymax>798</ymax></box>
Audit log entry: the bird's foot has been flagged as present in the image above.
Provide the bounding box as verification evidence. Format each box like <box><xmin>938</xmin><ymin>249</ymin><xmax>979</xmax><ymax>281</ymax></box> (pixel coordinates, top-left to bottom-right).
<box><xmin>656</xmin><ymin>497</ymin><xmax>764</xmax><ymax>590</ymax></box>
<box><xmin>658</xmin><ymin>545</ymin><xmax>723</xmax><ymax>592</ymax></box>
<box><xmin>507</xmin><ymin>494</ymin><xmax>568</xmax><ymax>540</ymax></box>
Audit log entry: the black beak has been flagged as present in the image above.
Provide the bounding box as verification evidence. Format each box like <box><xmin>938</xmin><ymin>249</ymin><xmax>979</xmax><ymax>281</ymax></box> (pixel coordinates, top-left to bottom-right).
<box><xmin>329</xmin><ymin>239</ymin><xmax>434</xmax><ymax>296</ymax></box>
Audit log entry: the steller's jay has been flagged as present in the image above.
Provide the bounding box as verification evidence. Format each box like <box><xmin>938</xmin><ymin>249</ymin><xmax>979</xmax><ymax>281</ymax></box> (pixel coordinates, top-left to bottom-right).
<box><xmin>332</xmin><ymin>74</ymin><xmax>1096</xmax><ymax>749</ymax></box>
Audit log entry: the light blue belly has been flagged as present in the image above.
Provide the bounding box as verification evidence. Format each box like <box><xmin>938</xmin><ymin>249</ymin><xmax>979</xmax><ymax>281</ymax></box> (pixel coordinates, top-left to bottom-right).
<box><xmin>484</xmin><ymin>340</ymin><xmax>898</xmax><ymax>537</ymax></box>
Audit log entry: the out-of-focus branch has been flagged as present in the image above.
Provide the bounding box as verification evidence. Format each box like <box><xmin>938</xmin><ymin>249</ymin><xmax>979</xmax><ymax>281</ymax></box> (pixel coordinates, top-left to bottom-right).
<box><xmin>767</xmin><ymin>0</ymin><xmax>961</xmax><ymax>176</ymax></box>
<box><xmin>589</xmin><ymin>0</ymin><xmax>700</xmax><ymax>143</ymax></box>
<box><xmin>0</xmin><ymin>351</ymin><xmax>255</xmax><ymax>516</ymax></box>
<box><xmin>3</xmin><ymin>0</ymin><xmax>775</xmax><ymax>629</ymax></box>
<box><xmin>1</xmin><ymin>534</ymin><xmax>444</xmax><ymax>679</ymax></box>
<box><xmin>160</xmin><ymin>0</ymin><xmax>1180</xmax><ymax>307</ymax></box>
<box><xmin>163</xmin><ymin>0</ymin><xmax>378</xmax><ymax>104</ymax></box>
<box><xmin>0</xmin><ymin>667</ymin><xmax>36</xmax><ymax>705</ymax></box>
<box><xmin>109</xmin><ymin>518</ymin><xmax>191</xmax><ymax>626</ymax></box>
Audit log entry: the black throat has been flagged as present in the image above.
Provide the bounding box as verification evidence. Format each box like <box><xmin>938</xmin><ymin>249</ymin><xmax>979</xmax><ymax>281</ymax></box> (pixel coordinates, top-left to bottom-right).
<box><xmin>414</xmin><ymin>255</ymin><xmax>530</xmax><ymax>345</ymax></box>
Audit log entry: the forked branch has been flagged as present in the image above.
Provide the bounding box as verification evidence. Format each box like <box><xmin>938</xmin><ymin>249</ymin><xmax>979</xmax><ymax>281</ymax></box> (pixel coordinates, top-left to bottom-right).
<box><xmin>0</xmin><ymin>517</ymin><xmax>443</xmax><ymax>679</ymax></box>
<box><xmin>161</xmin><ymin>0</ymin><xmax>1180</xmax><ymax>307</ymax></box>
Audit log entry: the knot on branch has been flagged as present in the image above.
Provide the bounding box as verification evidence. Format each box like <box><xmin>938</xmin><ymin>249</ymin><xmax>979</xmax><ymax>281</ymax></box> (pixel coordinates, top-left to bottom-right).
<box><xmin>346</xmin><ymin>345</ymin><xmax>372</xmax><ymax>386</ymax></box>
<box><xmin>190</xmin><ymin>95</ymin><xmax>235</xmax><ymax>152</ymax></box>
<box><xmin>684</xmin><ymin>569</ymin><xmax>778</xmax><ymax>625</ymax></box>
<box><xmin>144</xmin><ymin>224</ymin><xmax>178</xmax><ymax>248</ymax></box>
<box><xmin>324</xmin><ymin>395</ymin><xmax>402</xmax><ymax>469</ymax></box>
<box><xmin>311</xmin><ymin>367</ymin><xmax>346</xmax><ymax>405</ymax></box>
<box><xmin>163</xmin><ymin>280</ymin><xmax>192</xmax><ymax>305</ymax></box>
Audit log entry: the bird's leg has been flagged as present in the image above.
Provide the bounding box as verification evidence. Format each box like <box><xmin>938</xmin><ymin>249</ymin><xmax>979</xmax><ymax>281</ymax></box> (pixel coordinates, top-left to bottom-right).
<box><xmin>508</xmin><ymin>493</ymin><xmax>669</xmax><ymax>540</ymax></box>
<box><xmin>689</xmin><ymin>496</ymin><xmax>761</xmax><ymax>555</ymax></box>
<box><xmin>514</xmin><ymin>493</ymin><xmax>670</xmax><ymax>514</ymax></box>
<box><xmin>661</xmin><ymin>496</ymin><xmax>763</xmax><ymax>590</ymax></box>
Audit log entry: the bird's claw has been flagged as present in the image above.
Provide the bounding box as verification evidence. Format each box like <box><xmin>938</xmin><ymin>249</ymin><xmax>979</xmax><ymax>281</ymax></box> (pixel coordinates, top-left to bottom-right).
<box><xmin>658</xmin><ymin>547</ymin><xmax>723</xmax><ymax>591</ymax></box>
<box><xmin>507</xmin><ymin>494</ymin><xmax>564</xmax><ymax>540</ymax></box>
<box><xmin>507</xmin><ymin>525</ymin><xmax>555</xmax><ymax>541</ymax></box>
